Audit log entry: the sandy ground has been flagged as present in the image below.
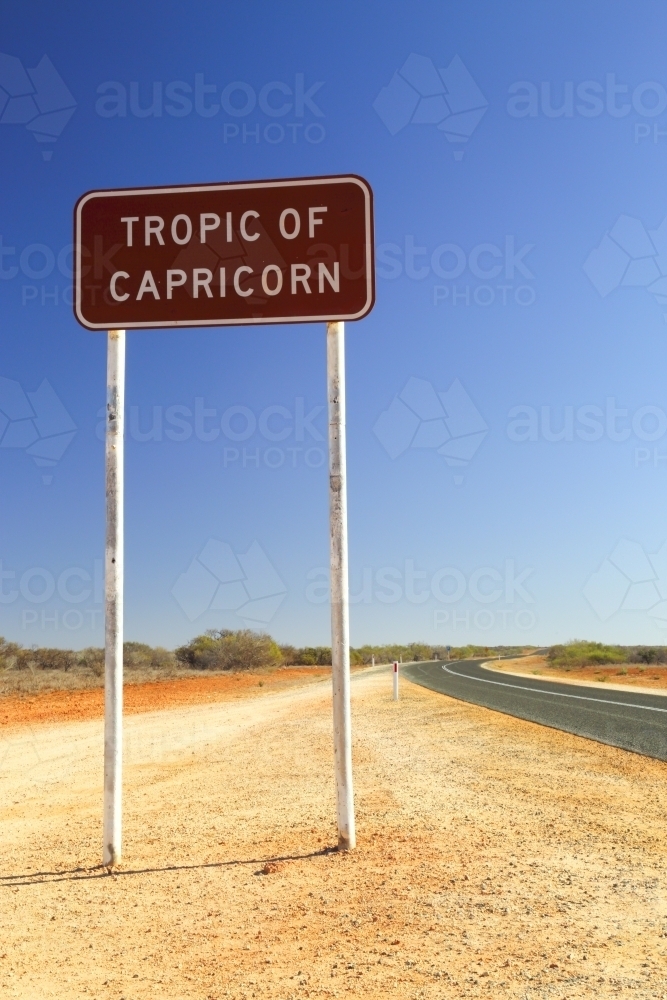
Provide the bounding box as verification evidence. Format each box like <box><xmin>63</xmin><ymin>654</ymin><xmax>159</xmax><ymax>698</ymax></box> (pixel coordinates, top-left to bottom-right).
<box><xmin>490</xmin><ymin>655</ymin><xmax>667</xmax><ymax>693</ymax></box>
<box><xmin>1</xmin><ymin>668</ymin><xmax>667</xmax><ymax>999</ymax></box>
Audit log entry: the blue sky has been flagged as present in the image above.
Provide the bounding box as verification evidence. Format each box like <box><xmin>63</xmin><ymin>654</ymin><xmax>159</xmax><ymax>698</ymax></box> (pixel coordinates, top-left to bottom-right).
<box><xmin>2</xmin><ymin>0</ymin><xmax>667</xmax><ymax>650</ymax></box>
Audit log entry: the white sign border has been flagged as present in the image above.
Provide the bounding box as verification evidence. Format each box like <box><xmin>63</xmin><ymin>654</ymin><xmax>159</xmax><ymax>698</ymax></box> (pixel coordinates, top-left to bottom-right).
<box><xmin>74</xmin><ymin>174</ymin><xmax>374</xmax><ymax>330</ymax></box>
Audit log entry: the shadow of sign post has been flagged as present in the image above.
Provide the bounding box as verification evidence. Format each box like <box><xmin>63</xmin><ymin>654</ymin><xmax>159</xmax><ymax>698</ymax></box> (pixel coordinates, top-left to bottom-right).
<box><xmin>73</xmin><ymin>175</ymin><xmax>375</xmax><ymax>866</ymax></box>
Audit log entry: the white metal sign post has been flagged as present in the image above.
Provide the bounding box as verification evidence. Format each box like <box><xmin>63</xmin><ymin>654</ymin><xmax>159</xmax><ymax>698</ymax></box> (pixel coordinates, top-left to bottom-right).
<box><xmin>393</xmin><ymin>660</ymin><xmax>399</xmax><ymax>701</ymax></box>
<box><xmin>74</xmin><ymin>175</ymin><xmax>374</xmax><ymax>862</ymax></box>
<box><xmin>103</xmin><ymin>329</ymin><xmax>125</xmax><ymax>866</ymax></box>
<box><xmin>327</xmin><ymin>321</ymin><xmax>355</xmax><ymax>850</ymax></box>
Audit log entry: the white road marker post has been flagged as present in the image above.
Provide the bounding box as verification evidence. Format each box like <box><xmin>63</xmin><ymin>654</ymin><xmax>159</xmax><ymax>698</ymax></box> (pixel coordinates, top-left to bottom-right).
<box><xmin>393</xmin><ymin>660</ymin><xmax>399</xmax><ymax>701</ymax></box>
<box><xmin>103</xmin><ymin>329</ymin><xmax>125</xmax><ymax>866</ymax></box>
<box><xmin>327</xmin><ymin>320</ymin><xmax>355</xmax><ymax>851</ymax></box>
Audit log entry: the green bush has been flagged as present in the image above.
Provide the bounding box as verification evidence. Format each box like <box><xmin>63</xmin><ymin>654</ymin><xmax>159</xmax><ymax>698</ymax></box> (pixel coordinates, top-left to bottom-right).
<box><xmin>547</xmin><ymin>642</ymin><xmax>626</xmax><ymax>669</ymax></box>
<box><xmin>175</xmin><ymin>629</ymin><xmax>282</xmax><ymax>671</ymax></box>
<box><xmin>31</xmin><ymin>648</ymin><xmax>78</xmax><ymax>671</ymax></box>
<box><xmin>78</xmin><ymin>647</ymin><xmax>105</xmax><ymax>676</ymax></box>
<box><xmin>123</xmin><ymin>642</ymin><xmax>174</xmax><ymax>670</ymax></box>
<box><xmin>280</xmin><ymin>645</ymin><xmax>332</xmax><ymax>666</ymax></box>
<box><xmin>0</xmin><ymin>638</ymin><xmax>22</xmax><ymax>670</ymax></box>
<box><xmin>0</xmin><ymin>638</ymin><xmax>174</xmax><ymax>675</ymax></box>
<box><xmin>631</xmin><ymin>647</ymin><xmax>667</xmax><ymax>664</ymax></box>
<box><xmin>4</xmin><ymin>646</ymin><xmax>78</xmax><ymax>672</ymax></box>
<box><xmin>350</xmin><ymin>643</ymin><xmax>529</xmax><ymax>665</ymax></box>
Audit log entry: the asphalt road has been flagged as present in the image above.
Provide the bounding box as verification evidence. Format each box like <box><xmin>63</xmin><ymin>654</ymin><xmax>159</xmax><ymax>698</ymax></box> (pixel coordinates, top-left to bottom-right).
<box><xmin>403</xmin><ymin>659</ymin><xmax>667</xmax><ymax>762</ymax></box>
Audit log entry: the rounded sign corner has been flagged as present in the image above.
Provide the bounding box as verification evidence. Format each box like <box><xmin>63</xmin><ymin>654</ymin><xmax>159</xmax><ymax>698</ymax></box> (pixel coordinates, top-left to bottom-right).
<box><xmin>73</xmin><ymin>174</ymin><xmax>375</xmax><ymax>329</ymax></box>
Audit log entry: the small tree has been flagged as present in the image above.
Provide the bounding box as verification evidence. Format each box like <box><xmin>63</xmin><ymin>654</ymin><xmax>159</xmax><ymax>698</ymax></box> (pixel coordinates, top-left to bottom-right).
<box><xmin>78</xmin><ymin>647</ymin><xmax>105</xmax><ymax>676</ymax></box>
<box><xmin>123</xmin><ymin>642</ymin><xmax>174</xmax><ymax>670</ymax></box>
<box><xmin>0</xmin><ymin>637</ymin><xmax>22</xmax><ymax>670</ymax></box>
<box><xmin>175</xmin><ymin>629</ymin><xmax>282</xmax><ymax>671</ymax></box>
<box><xmin>32</xmin><ymin>648</ymin><xmax>77</xmax><ymax>671</ymax></box>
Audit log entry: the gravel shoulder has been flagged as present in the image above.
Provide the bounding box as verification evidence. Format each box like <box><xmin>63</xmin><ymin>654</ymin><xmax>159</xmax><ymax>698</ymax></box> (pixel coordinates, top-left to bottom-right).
<box><xmin>1</xmin><ymin>668</ymin><xmax>666</xmax><ymax>999</ymax></box>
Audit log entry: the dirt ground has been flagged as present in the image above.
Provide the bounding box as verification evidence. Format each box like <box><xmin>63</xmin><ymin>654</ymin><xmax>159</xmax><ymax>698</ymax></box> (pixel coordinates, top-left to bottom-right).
<box><xmin>1</xmin><ymin>668</ymin><xmax>666</xmax><ymax>999</ymax></box>
<box><xmin>0</xmin><ymin>667</ymin><xmax>330</xmax><ymax>728</ymax></box>
<box><xmin>491</xmin><ymin>654</ymin><xmax>667</xmax><ymax>692</ymax></box>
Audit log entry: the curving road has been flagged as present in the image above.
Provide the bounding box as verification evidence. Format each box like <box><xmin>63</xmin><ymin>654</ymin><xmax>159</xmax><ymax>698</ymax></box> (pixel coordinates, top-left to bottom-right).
<box><xmin>402</xmin><ymin>659</ymin><xmax>667</xmax><ymax>762</ymax></box>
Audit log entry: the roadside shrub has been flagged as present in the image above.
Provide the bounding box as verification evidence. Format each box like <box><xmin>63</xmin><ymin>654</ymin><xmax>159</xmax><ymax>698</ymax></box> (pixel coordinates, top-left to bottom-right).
<box><xmin>280</xmin><ymin>645</ymin><xmax>331</xmax><ymax>666</ymax></box>
<box><xmin>279</xmin><ymin>644</ymin><xmax>297</xmax><ymax>665</ymax></box>
<box><xmin>123</xmin><ymin>642</ymin><xmax>174</xmax><ymax>670</ymax></box>
<box><xmin>0</xmin><ymin>640</ymin><xmax>173</xmax><ymax>676</ymax></box>
<box><xmin>350</xmin><ymin>643</ymin><xmax>529</xmax><ymax>665</ymax></box>
<box><xmin>352</xmin><ymin>644</ymin><xmax>431</xmax><ymax>665</ymax></box>
<box><xmin>629</xmin><ymin>646</ymin><xmax>667</xmax><ymax>664</ymax></box>
<box><xmin>0</xmin><ymin>638</ymin><xmax>22</xmax><ymax>670</ymax></box>
<box><xmin>29</xmin><ymin>647</ymin><xmax>78</xmax><ymax>671</ymax></box>
<box><xmin>175</xmin><ymin>629</ymin><xmax>282</xmax><ymax>671</ymax></box>
<box><xmin>547</xmin><ymin>642</ymin><xmax>626</xmax><ymax>669</ymax></box>
<box><xmin>78</xmin><ymin>647</ymin><xmax>105</xmax><ymax>676</ymax></box>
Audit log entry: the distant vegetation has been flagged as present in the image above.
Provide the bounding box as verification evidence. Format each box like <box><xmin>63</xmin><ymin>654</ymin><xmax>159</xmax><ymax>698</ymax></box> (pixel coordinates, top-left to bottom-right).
<box><xmin>348</xmin><ymin>643</ymin><xmax>530</xmax><ymax>665</ymax></box>
<box><xmin>277</xmin><ymin>642</ymin><xmax>449</xmax><ymax>666</ymax></box>
<box><xmin>1</xmin><ymin>631</ymin><xmax>532</xmax><ymax>677</ymax></box>
<box><xmin>278</xmin><ymin>645</ymin><xmax>333</xmax><ymax>666</ymax></box>
<box><xmin>3</xmin><ymin>633</ymin><xmax>666</xmax><ymax>697</ymax></box>
<box><xmin>0</xmin><ymin>638</ymin><xmax>174</xmax><ymax>675</ymax></box>
<box><xmin>545</xmin><ymin>641</ymin><xmax>667</xmax><ymax>669</ymax></box>
<box><xmin>10</xmin><ymin>633</ymin><xmax>665</xmax><ymax>679</ymax></box>
<box><xmin>7</xmin><ymin>633</ymin><xmax>667</xmax><ymax>676</ymax></box>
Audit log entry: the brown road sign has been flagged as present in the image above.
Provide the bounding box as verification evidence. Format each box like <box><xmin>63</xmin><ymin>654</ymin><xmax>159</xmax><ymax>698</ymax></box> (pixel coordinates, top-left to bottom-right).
<box><xmin>74</xmin><ymin>174</ymin><xmax>374</xmax><ymax>330</ymax></box>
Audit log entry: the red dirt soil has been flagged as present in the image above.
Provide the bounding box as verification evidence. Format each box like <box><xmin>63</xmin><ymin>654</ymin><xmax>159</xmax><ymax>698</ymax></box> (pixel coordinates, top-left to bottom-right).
<box><xmin>0</xmin><ymin>667</ymin><xmax>330</xmax><ymax>728</ymax></box>
<box><xmin>494</xmin><ymin>655</ymin><xmax>667</xmax><ymax>690</ymax></box>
